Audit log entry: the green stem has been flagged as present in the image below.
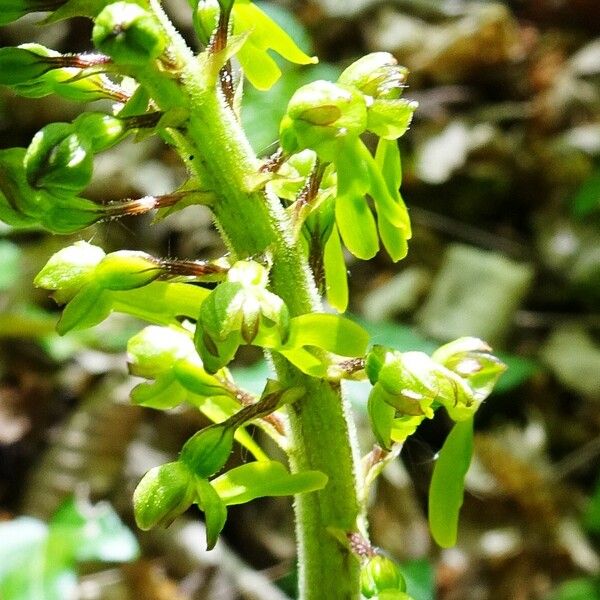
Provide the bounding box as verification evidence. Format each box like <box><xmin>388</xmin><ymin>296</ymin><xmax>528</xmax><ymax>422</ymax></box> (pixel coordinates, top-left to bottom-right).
<box><xmin>141</xmin><ymin>6</ymin><xmax>363</xmax><ymax>598</ymax></box>
<box><xmin>141</xmin><ymin>0</ymin><xmax>360</xmax><ymax>600</ymax></box>
<box><xmin>184</xmin><ymin>84</ymin><xmax>362</xmax><ymax>600</ymax></box>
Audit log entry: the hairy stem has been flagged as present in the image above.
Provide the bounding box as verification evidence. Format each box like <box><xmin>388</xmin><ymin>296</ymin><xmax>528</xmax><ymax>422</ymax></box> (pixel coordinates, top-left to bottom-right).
<box><xmin>143</xmin><ymin>5</ymin><xmax>363</xmax><ymax>597</ymax></box>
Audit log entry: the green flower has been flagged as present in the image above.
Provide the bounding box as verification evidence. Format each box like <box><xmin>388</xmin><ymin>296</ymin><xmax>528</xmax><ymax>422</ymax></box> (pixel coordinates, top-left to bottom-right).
<box><xmin>194</xmin><ymin>0</ymin><xmax>317</xmax><ymax>90</ymax></box>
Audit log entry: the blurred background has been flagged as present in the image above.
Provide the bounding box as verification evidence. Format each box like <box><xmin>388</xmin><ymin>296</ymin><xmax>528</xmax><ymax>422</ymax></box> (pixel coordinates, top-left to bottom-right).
<box><xmin>0</xmin><ymin>1</ymin><xmax>599</xmax><ymax>598</ymax></box>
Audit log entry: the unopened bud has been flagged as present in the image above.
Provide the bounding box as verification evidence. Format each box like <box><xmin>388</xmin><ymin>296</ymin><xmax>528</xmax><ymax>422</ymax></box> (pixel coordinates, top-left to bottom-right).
<box><xmin>95</xmin><ymin>250</ymin><xmax>161</xmax><ymax>290</ymax></box>
<box><xmin>338</xmin><ymin>52</ymin><xmax>408</xmax><ymax>100</ymax></box>
<box><xmin>180</xmin><ymin>424</ymin><xmax>235</xmax><ymax>478</ymax></box>
<box><xmin>24</xmin><ymin>122</ymin><xmax>93</xmax><ymax>196</ymax></box>
<box><xmin>93</xmin><ymin>2</ymin><xmax>166</xmax><ymax>66</ymax></box>
<box><xmin>127</xmin><ymin>326</ymin><xmax>195</xmax><ymax>378</ymax></box>
<box><xmin>360</xmin><ymin>555</ymin><xmax>406</xmax><ymax>598</ymax></box>
<box><xmin>133</xmin><ymin>461</ymin><xmax>195</xmax><ymax>530</ymax></box>
<box><xmin>34</xmin><ymin>241</ymin><xmax>106</xmax><ymax>303</ymax></box>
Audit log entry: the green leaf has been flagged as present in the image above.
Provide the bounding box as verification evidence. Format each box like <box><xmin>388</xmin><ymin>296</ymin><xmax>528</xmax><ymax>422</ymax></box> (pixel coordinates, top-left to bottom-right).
<box><xmin>211</xmin><ymin>460</ymin><xmax>327</xmax><ymax>505</ymax></box>
<box><xmin>196</xmin><ymin>478</ymin><xmax>228</xmax><ymax>550</ymax></box>
<box><xmin>428</xmin><ymin>418</ymin><xmax>474</xmax><ymax>548</ymax></box>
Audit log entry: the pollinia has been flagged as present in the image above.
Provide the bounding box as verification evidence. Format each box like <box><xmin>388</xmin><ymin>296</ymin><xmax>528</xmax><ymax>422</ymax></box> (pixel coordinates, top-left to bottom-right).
<box><xmin>0</xmin><ymin>1</ymin><xmax>506</xmax><ymax>598</ymax></box>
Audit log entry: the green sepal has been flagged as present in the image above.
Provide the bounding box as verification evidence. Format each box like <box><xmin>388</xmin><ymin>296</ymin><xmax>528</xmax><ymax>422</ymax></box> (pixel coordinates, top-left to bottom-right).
<box><xmin>180</xmin><ymin>423</ymin><xmax>235</xmax><ymax>478</ymax></box>
<box><xmin>367</xmin><ymin>99</ymin><xmax>417</xmax><ymax>140</ymax></box>
<box><xmin>367</xmin><ymin>390</ymin><xmax>396</xmax><ymax>450</ymax></box>
<box><xmin>130</xmin><ymin>372</ymin><xmax>189</xmax><ymax>409</ymax></box>
<box><xmin>110</xmin><ymin>282</ymin><xmax>211</xmax><ymax>326</ymax></box>
<box><xmin>133</xmin><ymin>461</ymin><xmax>195</xmax><ymax>530</ymax></box>
<box><xmin>428</xmin><ymin>418</ymin><xmax>474</xmax><ymax>548</ymax></box>
<box><xmin>195</xmin><ymin>478</ymin><xmax>227</xmax><ymax>550</ymax></box>
<box><xmin>376</xmin><ymin>592</ymin><xmax>414</xmax><ymax>600</ymax></box>
<box><xmin>34</xmin><ymin>240</ymin><xmax>105</xmax><ymax>303</ymax></box>
<box><xmin>211</xmin><ymin>460</ymin><xmax>328</xmax><ymax>505</ymax></box>
<box><xmin>231</xmin><ymin>0</ymin><xmax>317</xmax><ymax>90</ymax></box>
<box><xmin>92</xmin><ymin>2</ymin><xmax>166</xmax><ymax>66</ymax></box>
<box><xmin>284</xmin><ymin>313</ymin><xmax>369</xmax><ymax>357</ymax></box>
<box><xmin>173</xmin><ymin>359</ymin><xmax>231</xmax><ymax>398</ymax></box>
<box><xmin>56</xmin><ymin>284</ymin><xmax>112</xmax><ymax>334</ymax></box>
<box><xmin>24</xmin><ymin>122</ymin><xmax>93</xmax><ymax>196</ymax></box>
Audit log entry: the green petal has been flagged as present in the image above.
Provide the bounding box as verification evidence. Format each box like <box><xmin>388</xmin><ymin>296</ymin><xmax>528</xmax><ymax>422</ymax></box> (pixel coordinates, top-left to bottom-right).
<box><xmin>233</xmin><ymin>1</ymin><xmax>317</xmax><ymax>90</ymax></box>
<box><xmin>323</xmin><ymin>225</ymin><xmax>348</xmax><ymax>312</ymax></box>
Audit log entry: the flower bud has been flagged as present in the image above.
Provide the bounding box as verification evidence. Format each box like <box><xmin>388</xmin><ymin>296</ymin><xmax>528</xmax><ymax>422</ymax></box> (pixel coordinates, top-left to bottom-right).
<box><xmin>360</xmin><ymin>555</ymin><xmax>406</xmax><ymax>598</ymax></box>
<box><xmin>127</xmin><ymin>325</ymin><xmax>195</xmax><ymax>379</ymax></box>
<box><xmin>280</xmin><ymin>80</ymin><xmax>367</xmax><ymax>161</ymax></box>
<box><xmin>133</xmin><ymin>461</ymin><xmax>195</xmax><ymax>530</ymax></box>
<box><xmin>93</xmin><ymin>2</ymin><xmax>166</xmax><ymax>66</ymax></box>
<box><xmin>180</xmin><ymin>424</ymin><xmax>235</xmax><ymax>478</ymax></box>
<box><xmin>432</xmin><ymin>337</ymin><xmax>506</xmax><ymax>401</ymax></box>
<box><xmin>95</xmin><ymin>250</ymin><xmax>162</xmax><ymax>290</ymax></box>
<box><xmin>73</xmin><ymin>112</ymin><xmax>127</xmax><ymax>153</ymax></box>
<box><xmin>338</xmin><ymin>52</ymin><xmax>408</xmax><ymax>100</ymax></box>
<box><xmin>34</xmin><ymin>241</ymin><xmax>105</xmax><ymax>303</ymax></box>
<box><xmin>0</xmin><ymin>46</ymin><xmax>53</xmax><ymax>86</ymax></box>
<box><xmin>24</xmin><ymin>122</ymin><xmax>93</xmax><ymax>196</ymax></box>
<box><xmin>41</xmin><ymin>194</ymin><xmax>103</xmax><ymax>234</ymax></box>
<box><xmin>0</xmin><ymin>148</ymin><xmax>40</xmax><ymax>228</ymax></box>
